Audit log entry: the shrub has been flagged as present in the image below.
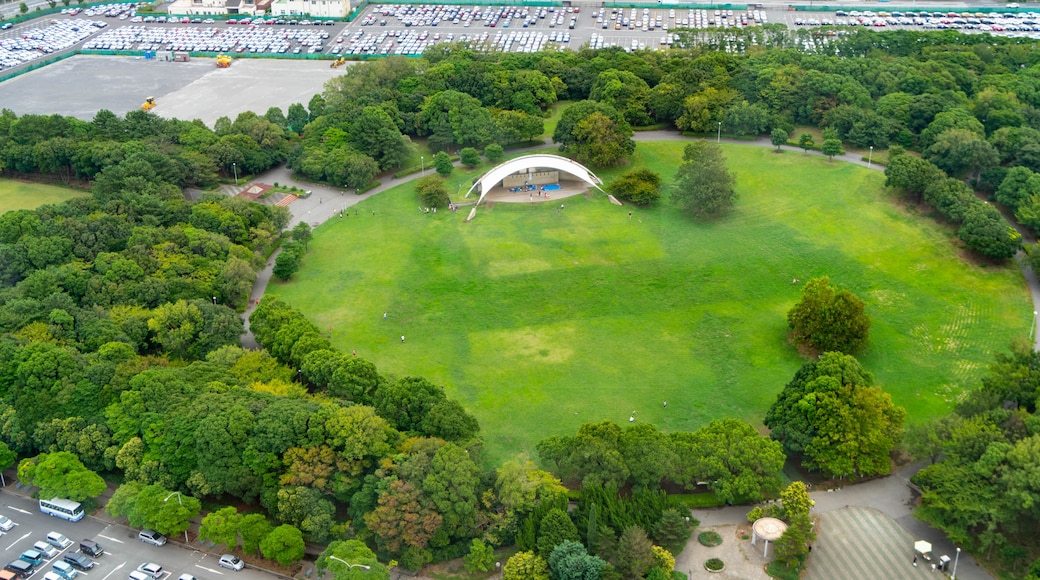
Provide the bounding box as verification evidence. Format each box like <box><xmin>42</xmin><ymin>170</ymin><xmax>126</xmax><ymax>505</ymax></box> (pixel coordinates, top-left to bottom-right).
<box><xmin>607</xmin><ymin>168</ymin><xmax>662</xmax><ymax>206</ymax></box>
<box><xmin>460</xmin><ymin>147</ymin><xmax>481</xmax><ymax>168</ymax></box>
<box><xmin>704</xmin><ymin>558</ymin><xmax>724</xmax><ymax>571</ymax></box>
<box><xmin>485</xmin><ymin>143</ymin><xmax>504</xmax><ymax>163</ymax></box>
<box><xmin>698</xmin><ymin>531</ymin><xmax>722</xmax><ymax>547</ymax></box>
<box><xmin>415</xmin><ymin>175</ymin><xmax>450</xmax><ymax>208</ymax></box>
<box><xmin>434</xmin><ymin>151</ymin><xmax>453</xmax><ymax>176</ymax></box>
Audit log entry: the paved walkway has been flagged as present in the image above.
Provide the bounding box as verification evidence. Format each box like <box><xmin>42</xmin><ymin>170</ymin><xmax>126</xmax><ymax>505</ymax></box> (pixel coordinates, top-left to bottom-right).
<box><xmin>806</xmin><ymin>507</ymin><xmax>941</xmax><ymax>580</ymax></box>
<box><xmin>691</xmin><ymin>461</ymin><xmax>992</xmax><ymax>579</ymax></box>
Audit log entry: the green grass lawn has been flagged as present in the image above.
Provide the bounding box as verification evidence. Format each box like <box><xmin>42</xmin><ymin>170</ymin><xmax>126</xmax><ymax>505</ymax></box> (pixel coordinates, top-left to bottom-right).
<box><xmin>269</xmin><ymin>141</ymin><xmax>1031</xmax><ymax>466</ymax></box>
<box><xmin>0</xmin><ymin>178</ymin><xmax>86</xmax><ymax>213</ymax></box>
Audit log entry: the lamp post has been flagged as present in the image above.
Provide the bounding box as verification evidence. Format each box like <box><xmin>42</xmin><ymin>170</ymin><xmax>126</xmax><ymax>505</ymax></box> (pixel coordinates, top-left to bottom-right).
<box><xmin>420</xmin><ymin>156</ymin><xmax>424</xmax><ymax>176</ymax></box>
<box><xmin>212</xmin><ymin>296</ymin><xmax>217</xmax><ymax>305</ymax></box>
<box><xmin>162</xmin><ymin>492</ymin><xmax>190</xmax><ymax>544</ymax></box>
<box><xmin>952</xmin><ymin>547</ymin><xmax>960</xmax><ymax>579</ymax></box>
<box><xmin>717</xmin><ymin>121</ymin><xmax>721</xmax><ymax>143</ymax></box>
<box><xmin>328</xmin><ymin>556</ymin><xmax>371</xmax><ymax>574</ymax></box>
<box><xmin>1031</xmin><ymin>311</ymin><xmax>1038</xmax><ymax>341</ymax></box>
<box><xmin>232</xmin><ymin>162</ymin><xmax>238</xmax><ymax>185</ymax></box>
<box><xmin>867</xmin><ymin>146</ymin><xmax>873</xmax><ymax>169</ymax></box>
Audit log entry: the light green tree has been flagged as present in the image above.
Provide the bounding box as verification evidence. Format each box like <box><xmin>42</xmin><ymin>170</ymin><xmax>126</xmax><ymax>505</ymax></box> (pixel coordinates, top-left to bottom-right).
<box><xmin>260</xmin><ymin>524</ymin><xmax>306</xmax><ymax>566</ymax></box>
<box><xmin>18</xmin><ymin>452</ymin><xmax>105</xmax><ymax>502</ymax></box>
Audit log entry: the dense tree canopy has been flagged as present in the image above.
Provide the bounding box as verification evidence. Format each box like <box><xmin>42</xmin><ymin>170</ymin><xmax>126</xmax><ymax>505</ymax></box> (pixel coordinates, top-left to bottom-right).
<box><xmin>765</xmin><ymin>352</ymin><xmax>905</xmax><ymax>478</ymax></box>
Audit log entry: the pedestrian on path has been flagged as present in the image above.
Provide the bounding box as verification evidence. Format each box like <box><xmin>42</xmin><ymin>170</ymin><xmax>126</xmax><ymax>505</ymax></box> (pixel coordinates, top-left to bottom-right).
<box><xmin>913</xmin><ymin>556</ymin><xmax>917</xmax><ymax>567</ymax></box>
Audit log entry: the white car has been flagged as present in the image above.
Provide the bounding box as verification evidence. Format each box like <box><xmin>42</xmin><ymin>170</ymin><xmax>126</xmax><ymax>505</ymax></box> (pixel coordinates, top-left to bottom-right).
<box><xmin>136</xmin><ymin>563</ymin><xmax>163</xmax><ymax>580</ymax></box>
<box><xmin>218</xmin><ymin>556</ymin><xmax>243</xmax><ymax>571</ymax></box>
<box><xmin>46</xmin><ymin>533</ymin><xmax>72</xmax><ymax>550</ymax></box>
<box><xmin>0</xmin><ymin>515</ymin><xmax>14</xmax><ymax>532</ymax></box>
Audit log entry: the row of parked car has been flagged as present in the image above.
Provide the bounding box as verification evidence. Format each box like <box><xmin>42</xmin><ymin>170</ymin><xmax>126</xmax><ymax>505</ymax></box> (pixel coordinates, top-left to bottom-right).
<box><xmin>0</xmin><ymin>18</ymin><xmax>106</xmax><ymax>70</ymax></box>
<box><xmin>82</xmin><ymin>25</ymin><xmax>330</xmax><ymax>54</ymax></box>
<box><xmin>3</xmin><ymin>533</ymin><xmax>100</xmax><ymax>580</ymax></box>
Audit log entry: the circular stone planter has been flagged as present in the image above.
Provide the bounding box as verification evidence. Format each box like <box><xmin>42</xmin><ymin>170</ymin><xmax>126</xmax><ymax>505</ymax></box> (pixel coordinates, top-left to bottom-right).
<box><xmin>698</xmin><ymin>531</ymin><xmax>723</xmax><ymax>547</ymax></box>
<box><xmin>704</xmin><ymin>558</ymin><xmax>725</xmax><ymax>573</ymax></box>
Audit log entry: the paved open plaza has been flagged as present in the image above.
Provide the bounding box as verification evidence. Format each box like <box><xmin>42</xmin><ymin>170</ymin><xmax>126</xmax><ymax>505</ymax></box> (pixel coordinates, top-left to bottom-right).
<box><xmin>0</xmin><ymin>53</ymin><xmax>343</xmax><ymax>123</ymax></box>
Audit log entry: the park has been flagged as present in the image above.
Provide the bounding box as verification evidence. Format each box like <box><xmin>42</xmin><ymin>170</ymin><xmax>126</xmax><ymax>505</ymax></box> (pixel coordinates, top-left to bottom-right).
<box><xmin>267</xmin><ymin>140</ymin><xmax>1031</xmax><ymax>464</ymax></box>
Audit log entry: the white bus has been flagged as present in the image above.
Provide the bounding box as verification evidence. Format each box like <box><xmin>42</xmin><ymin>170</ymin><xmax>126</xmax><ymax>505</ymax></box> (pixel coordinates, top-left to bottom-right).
<box><xmin>39</xmin><ymin>498</ymin><xmax>84</xmax><ymax>522</ymax></box>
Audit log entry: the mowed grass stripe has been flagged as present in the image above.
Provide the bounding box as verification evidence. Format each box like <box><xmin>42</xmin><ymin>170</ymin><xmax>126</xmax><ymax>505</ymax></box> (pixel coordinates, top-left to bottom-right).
<box><xmin>272</xmin><ymin>142</ymin><xmax>1031</xmax><ymax>465</ymax></box>
<box><xmin>0</xmin><ymin>178</ymin><xmax>86</xmax><ymax>213</ymax></box>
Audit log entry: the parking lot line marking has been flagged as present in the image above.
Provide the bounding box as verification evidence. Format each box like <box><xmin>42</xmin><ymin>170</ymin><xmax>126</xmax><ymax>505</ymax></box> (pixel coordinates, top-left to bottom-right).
<box><xmin>194</xmin><ymin>565</ymin><xmax>222</xmax><ymax>575</ymax></box>
<box><xmin>98</xmin><ymin>535</ymin><xmax>123</xmax><ymax>544</ymax></box>
<box><xmin>8</xmin><ymin>506</ymin><xmax>31</xmax><ymax>515</ymax></box>
<box><xmin>6</xmin><ymin>531</ymin><xmax>30</xmax><ymax>549</ymax></box>
<box><xmin>101</xmin><ymin>562</ymin><xmax>125</xmax><ymax>580</ymax></box>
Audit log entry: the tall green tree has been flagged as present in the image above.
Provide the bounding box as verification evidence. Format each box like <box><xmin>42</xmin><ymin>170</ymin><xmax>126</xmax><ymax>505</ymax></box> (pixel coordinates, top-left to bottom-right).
<box><xmin>787</xmin><ymin>276</ymin><xmax>870</xmax><ymax>354</ymax></box>
<box><xmin>765</xmin><ymin>352</ymin><xmax>906</xmax><ymax>478</ymax></box>
<box><xmin>18</xmin><ymin>451</ymin><xmax>105</xmax><ymax>502</ymax></box>
<box><xmin>614</xmin><ymin>526</ymin><xmax>655</xmax><ymax>580</ymax></box>
<box><xmin>671</xmin><ymin>141</ymin><xmax>737</xmax><ymax>217</ymax></box>
<box><xmin>536</xmin><ymin>508</ymin><xmax>580</xmax><ymax>558</ymax></box>
<box><xmin>260</xmin><ymin>524</ymin><xmax>306</xmax><ymax>566</ymax></box>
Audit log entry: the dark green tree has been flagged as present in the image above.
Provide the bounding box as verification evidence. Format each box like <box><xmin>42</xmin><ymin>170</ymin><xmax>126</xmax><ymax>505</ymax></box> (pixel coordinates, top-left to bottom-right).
<box><xmin>671</xmin><ymin>141</ymin><xmax>737</xmax><ymax>217</ymax></box>
<box><xmin>771</xmin><ymin>128</ymin><xmax>788</xmax><ymax>152</ymax></box>
<box><xmin>798</xmin><ymin>133</ymin><xmax>815</xmax><ymax>155</ymax></box>
<box><xmin>536</xmin><ymin>508</ymin><xmax>580</xmax><ymax>558</ymax></box>
<box><xmin>433</xmin><ymin>151</ymin><xmax>453</xmax><ymax>176</ymax></box>
<box><xmin>764</xmin><ymin>352</ymin><xmax>906</xmax><ymax>478</ymax></box>
<box><xmin>606</xmin><ymin>168</ymin><xmax>661</xmax><ymax>206</ymax></box>
<box><xmin>821</xmin><ymin>139</ymin><xmax>844</xmax><ymax>160</ymax></box>
<box><xmin>459</xmin><ymin>147</ymin><xmax>480</xmax><ymax>168</ymax></box>
<box><xmin>787</xmin><ymin>276</ymin><xmax>870</xmax><ymax>354</ymax></box>
<box><xmin>652</xmin><ymin>509</ymin><xmax>693</xmax><ymax>555</ymax></box>
<box><xmin>485</xmin><ymin>144</ymin><xmax>504</xmax><ymax>163</ymax></box>
<box><xmin>614</xmin><ymin>526</ymin><xmax>655</xmax><ymax>580</ymax></box>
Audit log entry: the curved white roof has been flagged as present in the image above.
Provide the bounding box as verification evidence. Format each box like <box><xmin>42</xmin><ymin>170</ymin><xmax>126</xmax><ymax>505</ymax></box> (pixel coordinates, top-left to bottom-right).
<box><xmin>465</xmin><ymin>154</ymin><xmax>604</xmax><ymax>206</ymax></box>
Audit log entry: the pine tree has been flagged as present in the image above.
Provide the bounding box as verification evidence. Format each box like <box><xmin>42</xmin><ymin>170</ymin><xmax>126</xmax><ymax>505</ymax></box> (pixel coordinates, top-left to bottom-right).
<box><xmin>652</xmin><ymin>508</ymin><xmax>692</xmax><ymax>554</ymax></box>
<box><xmin>587</xmin><ymin>503</ymin><xmax>599</xmax><ymax>548</ymax></box>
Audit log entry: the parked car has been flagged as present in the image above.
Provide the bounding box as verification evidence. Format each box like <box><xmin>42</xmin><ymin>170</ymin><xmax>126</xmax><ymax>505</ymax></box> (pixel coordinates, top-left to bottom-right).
<box><xmin>19</xmin><ymin>553</ymin><xmax>43</xmax><ymax>568</ymax></box>
<box><xmin>49</xmin><ymin>561</ymin><xmax>77</xmax><ymax>580</ymax></box>
<box><xmin>0</xmin><ymin>516</ymin><xmax>15</xmax><ymax>532</ymax></box>
<box><xmin>5</xmin><ymin>561</ymin><xmax>35</xmax><ymax>579</ymax></box>
<box><xmin>31</xmin><ymin>544</ymin><xmax>57</xmax><ymax>561</ymax></box>
<box><xmin>137</xmin><ymin>531</ymin><xmax>165</xmax><ymax>547</ymax></box>
<box><xmin>135</xmin><ymin>564</ymin><xmax>162</xmax><ymax>580</ymax></box>
<box><xmin>128</xmin><ymin>572</ymin><xmax>150</xmax><ymax>580</ymax></box>
<box><xmin>46</xmin><ymin>534</ymin><xmax>72</xmax><ymax>550</ymax></box>
<box><xmin>218</xmin><ymin>556</ymin><xmax>243</xmax><ymax>571</ymax></box>
<box><xmin>61</xmin><ymin>555</ymin><xmax>92</xmax><ymax>572</ymax></box>
<box><xmin>77</xmin><ymin>541</ymin><xmax>101</xmax><ymax>558</ymax></box>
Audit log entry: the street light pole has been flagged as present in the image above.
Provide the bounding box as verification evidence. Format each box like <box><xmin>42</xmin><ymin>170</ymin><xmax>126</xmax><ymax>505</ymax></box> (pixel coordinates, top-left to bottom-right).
<box><xmin>327</xmin><ymin>556</ymin><xmax>371</xmax><ymax>574</ymax></box>
<box><xmin>717</xmin><ymin>121</ymin><xmax>721</xmax><ymax>143</ymax></box>
<box><xmin>421</xmin><ymin>156</ymin><xmax>425</xmax><ymax>176</ymax></box>
<box><xmin>232</xmin><ymin>162</ymin><xmax>238</xmax><ymax>185</ymax></box>
<box><xmin>867</xmin><ymin>146</ymin><xmax>873</xmax><ymax>169</ymax></box>
<box><xmin>952</xmin><ymin>547</ymin><xmax>960</xmax><ymax>579</ymax></box>
<box><xmin>1031</xmin><ymin>311</ymin><xmax>1038</xmax><ymax>341</ymax></box>
<box><xmin>163</xmin><ymin>492</ymin><xmax>190</xmax><ymax>544</ymax></box>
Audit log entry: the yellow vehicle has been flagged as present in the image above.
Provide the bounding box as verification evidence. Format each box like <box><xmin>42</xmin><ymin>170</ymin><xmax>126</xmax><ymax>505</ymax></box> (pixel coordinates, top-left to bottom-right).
<box><xmin>141</xmin><ymin>97</ymin><xmax>156</xmax><ymax>111</ymax></box>
<box><xmin>215</xmin><ymin>54</ymin><xmax>233</xmax><ymax>68</ymax></box>
<box><xmin>329</xmin><ymin>57</ymin><xmax>346</xmax><ymax>68</ymax></box>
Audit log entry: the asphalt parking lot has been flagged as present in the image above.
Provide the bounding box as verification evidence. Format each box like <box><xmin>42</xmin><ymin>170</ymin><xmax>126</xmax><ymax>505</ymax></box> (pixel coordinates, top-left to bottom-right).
<box><xmin>0</xmin><ymin>54</ymin><xmax>343</xmax><ymax>124</ymax></box>
<box><xmin>0</xmin><ymin>494</ymin><xmax>265</xmax><ymax>580</ymax></box>
<box><xmin>3</xmin><ymin>2</ymin><xmax>1040</xmax><ymax>123</ymax></box>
